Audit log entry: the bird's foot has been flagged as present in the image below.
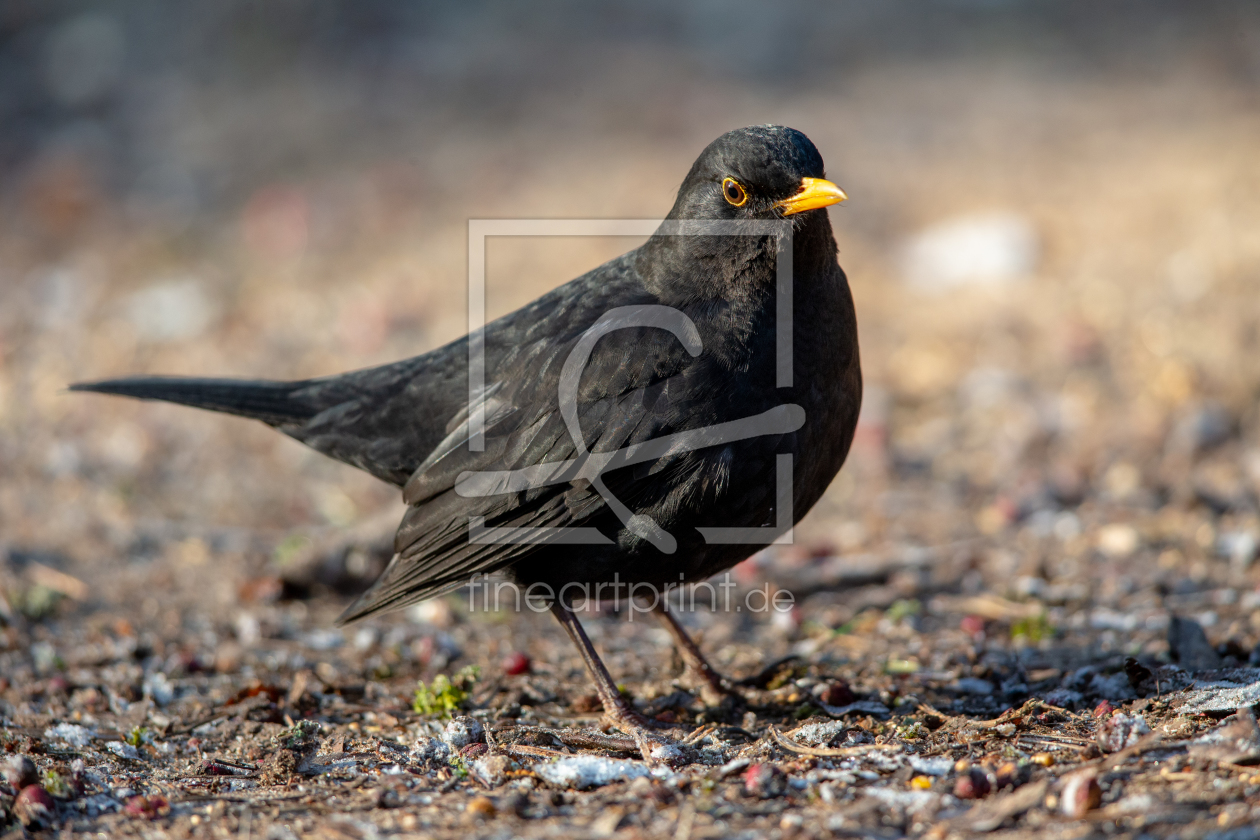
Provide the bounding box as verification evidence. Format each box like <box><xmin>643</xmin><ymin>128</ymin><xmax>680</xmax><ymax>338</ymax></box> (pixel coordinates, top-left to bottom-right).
<box><xmin>547</xmin><ymin>602</ymin><xmax>691</xmax><ymax>765</ymax></box>
<box><xmin>632</xmin><ymin>729</ymin><xmax>688</xmax><ymax>767</ymax></box>
<box><xmin>600</xmin><ymin>707</ymin><xmax>689</xmax><ymax>766</ymax></box>
<box><xmin>650</xmin><ymin>603</ymin><xmax>747</xmax><ymax>712</ymax></box>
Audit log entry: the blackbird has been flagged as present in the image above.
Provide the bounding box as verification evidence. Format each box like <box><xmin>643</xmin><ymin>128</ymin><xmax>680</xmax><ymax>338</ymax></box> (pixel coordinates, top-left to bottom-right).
<box><xmin>72</xmin><ymin>125</ymin><xmax>860</xmax><ymax>762</ymax></box>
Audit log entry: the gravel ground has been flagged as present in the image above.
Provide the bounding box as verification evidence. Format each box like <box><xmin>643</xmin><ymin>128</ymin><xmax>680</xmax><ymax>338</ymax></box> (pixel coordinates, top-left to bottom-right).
<box><xmin>4</xmin><ymin>3</ymin><xmax>1260</xmax><ymax>837</ymax></box>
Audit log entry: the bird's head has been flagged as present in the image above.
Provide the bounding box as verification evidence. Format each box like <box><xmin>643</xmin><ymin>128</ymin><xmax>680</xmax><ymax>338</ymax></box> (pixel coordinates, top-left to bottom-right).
<box><xmin>639</xmin><ymin>126</ymin><xmax>846</xmax><ymax>302</ymax></box>
<box><xmin>668</xmin><ymin>125</ymin><xmax>846</xmax><ymax>221</ymax></box>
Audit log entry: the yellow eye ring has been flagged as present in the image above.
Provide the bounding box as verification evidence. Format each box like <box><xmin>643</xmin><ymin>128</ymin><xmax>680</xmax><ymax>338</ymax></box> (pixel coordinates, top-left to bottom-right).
<box><xmin>722</xmin><ymin>177</ymin><xmax>748</xmax><ymax>207</ymax></box>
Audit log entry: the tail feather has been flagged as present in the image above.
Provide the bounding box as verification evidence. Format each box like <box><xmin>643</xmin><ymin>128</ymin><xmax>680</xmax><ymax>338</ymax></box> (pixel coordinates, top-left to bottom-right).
<box><xmin>69</xmin><ymin>376</ymin><xmax>318</xmax><ymax>427</ymax></box>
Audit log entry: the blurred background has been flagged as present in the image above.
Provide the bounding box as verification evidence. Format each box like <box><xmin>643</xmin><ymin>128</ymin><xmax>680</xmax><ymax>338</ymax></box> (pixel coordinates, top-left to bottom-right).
<box><xmin>3</xmin><ymin>1</ymin><xmax>1260</xmax><ymax>682</ymax></box>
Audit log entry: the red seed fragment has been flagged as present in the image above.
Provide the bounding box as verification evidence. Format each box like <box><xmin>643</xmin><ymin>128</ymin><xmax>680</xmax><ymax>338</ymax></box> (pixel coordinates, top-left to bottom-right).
<box><xmin>503</xmin><ymin>652</ymin><xmax>531</xmax><ymax>676</ymax></box>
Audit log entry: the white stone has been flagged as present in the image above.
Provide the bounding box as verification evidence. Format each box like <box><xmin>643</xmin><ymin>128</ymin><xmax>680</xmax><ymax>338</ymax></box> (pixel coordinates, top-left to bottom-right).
<box><xmin>535</xmin><ymin>756</ymin><xmax>652</xmax><ymax>789</ymax></box>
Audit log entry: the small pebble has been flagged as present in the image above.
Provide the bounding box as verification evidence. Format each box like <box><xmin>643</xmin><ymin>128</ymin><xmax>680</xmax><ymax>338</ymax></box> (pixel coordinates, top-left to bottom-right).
<box><xmin>1096</xmin><ymin>712</ymin><xmax>1150</xmax><ymax>753</ymax></box>
<box><xmin>994</xmin><ymin>760</ymin><xmax>1025</xmax><ymax>789</ymax></box>
<box><xmin>3</xmin><ymin>756</ymin><xmax>39</xmax><ymax>789</ymax></box>
<box><xmin>14</xmin><ymin>785</ymin><xmax>55</xmax><ymax>827</ymax></box>
<box><xmin>1031</xmin><ymin>752</ymin><xmax>1055</xmax><ymax>767</ymax></box>
<box><xmin>444</xmin><ymin>716</ymin><xmax>485</xmax><ymax>749</ymax></box>
<box><xmin>780</xmin><ymin>813</ymin><xmax>804</xmax><ymax>830</ymax></box>
<box><xmin>466</xmin><ymin>795</ymin><xmax>496</xmax><ymax>819</ymax></box>
<box><xmin>953</xmin><ymin>768</ymin><xmax>991</xmax><ymax>799</ymax></box>
<box><xmin>817</xmin><ymin>680</ymin><xmax>856</xmax><ymax>707</ymax></box>
<box><xmin>650</xmin><ymin>743</ymin><xmax>684</xmax><ymax>765</ymax></box>
<box><xmin>1060</xmin><ymin>769</ymin><xmax>1102</xmax><ymax>818</ymax></box>
<box><xmin>628</xmin><ymin>775</ymin><xmax>653</xmax><ymax>796</ymax></box>
<box><xmin>124</xmin><ymin>794</ymin><xmax>170</xmax><ymax>820</ymax></box>
<box><xmin>744</xmin><ymin>763</ymin><xmax>787</xmax><ymax>798</ymax></box>
<box><xmin>472</xmin><ymin>754</ymin><xmax>511</xmax><ymax>788</ymax></box>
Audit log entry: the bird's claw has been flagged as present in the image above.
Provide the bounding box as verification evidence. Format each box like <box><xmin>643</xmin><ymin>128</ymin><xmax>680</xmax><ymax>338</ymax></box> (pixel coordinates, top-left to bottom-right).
<box><xmin>600</xmin><ymin>710</ymin><xmax>689</xmax><ymax>767</ymax></box>
<box><xmin>634</xmin><ymin>732</ymin><xmax>687</xmax><ymax>767</ymax></box>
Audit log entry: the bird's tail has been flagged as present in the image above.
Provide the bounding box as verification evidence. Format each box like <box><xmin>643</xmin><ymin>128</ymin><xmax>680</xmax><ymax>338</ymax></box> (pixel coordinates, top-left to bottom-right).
<box><xmin>68</xmin><ymin>376</ymin><xmax>319</xmax><ymax>427</ymax></box>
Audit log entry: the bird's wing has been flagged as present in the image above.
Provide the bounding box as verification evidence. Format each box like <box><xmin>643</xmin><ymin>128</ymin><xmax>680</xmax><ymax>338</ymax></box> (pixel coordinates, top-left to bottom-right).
<box><xmin>337</xmin><ymin>306</ymin><xmax>744</xmax><ymax>622</ymax></box>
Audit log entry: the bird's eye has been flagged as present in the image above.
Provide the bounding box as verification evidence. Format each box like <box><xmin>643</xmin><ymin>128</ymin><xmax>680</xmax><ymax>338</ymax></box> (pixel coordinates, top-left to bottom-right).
<box><xmin>722</xmin><ymin>178</ymin><xmax>748</xmax><ymax>207</ymax></box>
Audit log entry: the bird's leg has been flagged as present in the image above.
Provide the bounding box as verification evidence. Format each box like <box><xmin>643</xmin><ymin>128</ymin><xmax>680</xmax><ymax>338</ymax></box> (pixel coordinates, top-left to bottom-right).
<box><xmin>650</xmin><ymin>601</ymin><xmax>738</xmax><ymax>707</ymax></box>
<box><xmin>550</xmin><ymin>602</ymin><xmax>641</xmax><ymax>724</ymax></box>
<box><xmin>549</xmin><ymin>602</ymin><xmax>683</xmax><ymax>765</ymax></box>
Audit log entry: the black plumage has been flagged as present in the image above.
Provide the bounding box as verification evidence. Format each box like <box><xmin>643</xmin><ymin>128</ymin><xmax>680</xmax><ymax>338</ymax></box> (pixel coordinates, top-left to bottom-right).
<box><xmin>72</xmin><ymin>125</ymin><xmax>861</xmax><ymax>760</ymax></box>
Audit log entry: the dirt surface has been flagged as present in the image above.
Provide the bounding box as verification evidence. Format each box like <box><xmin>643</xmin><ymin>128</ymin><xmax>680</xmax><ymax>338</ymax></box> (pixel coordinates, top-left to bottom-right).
<box><xmin>4</xmin><ymin>2</ymin><xmax>1260</xmax><ymax>838</ymax></box>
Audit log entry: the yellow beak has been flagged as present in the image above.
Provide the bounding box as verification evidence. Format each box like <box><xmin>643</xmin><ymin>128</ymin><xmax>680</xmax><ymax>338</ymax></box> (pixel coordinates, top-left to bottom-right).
<box><xmin>773</xmin><ymin>177</ymin><xmax>848</xmax><ymax>216</ymax></box>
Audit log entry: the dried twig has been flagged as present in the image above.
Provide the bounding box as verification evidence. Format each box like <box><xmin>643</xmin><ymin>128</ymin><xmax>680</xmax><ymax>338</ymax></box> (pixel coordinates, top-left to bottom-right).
<box><xmin>548</xmin><ymin>728</ymin><xmax>639</xmax><ymax>753</ymax></box>
<box><xmin>918</xmin><ymin>698</ymin><xmax>1075</xmax><ymax>731</ymax></box>
<box><xmin>682</xmin><ymin>723</ymin><xmax>719</xmax><ymax>745</ymax></box>
<box><xmin>768</xmin><ymin>726</ymin><xmax>901</xmax><ymax>758</ymax></box>
<box><xmin>497</xmin><ymin>744</ymin><xmax>569</xmax><ymax>760</ymax></box>
<box><xmin>497</xmin><ymin>725</ymin><xmax>638</xmax><ymax>754</ymax></box>
<box><xmin>1021</xmin><ymin>732</ymin><xmax>1092</xmax><ymax>747</ymax></box>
